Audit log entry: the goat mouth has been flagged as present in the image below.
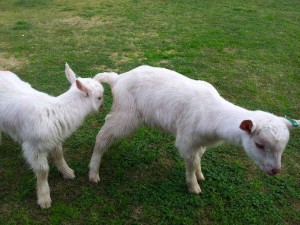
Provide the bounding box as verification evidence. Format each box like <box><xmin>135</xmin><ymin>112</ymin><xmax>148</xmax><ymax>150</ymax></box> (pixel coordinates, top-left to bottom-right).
<box><xmin>267</xmin><ymin>171</ymin><xmax>277</xmax><ymax>176</ymax></box>
<box><xmin>266</xmin><ymin>169</ymin><xmax>280</xmax><ymax>176</ymax></box>
<box><xmin>259</xmin><ymin>163</ymin><xmax>281</xmax><ymax>176</ymax></box>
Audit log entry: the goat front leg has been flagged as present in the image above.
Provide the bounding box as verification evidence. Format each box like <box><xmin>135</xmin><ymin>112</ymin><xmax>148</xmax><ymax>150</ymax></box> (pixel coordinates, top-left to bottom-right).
<box><xmin>184</xmin><ymin>154</ymin><xmax>201</xmax><ymax>194</ymax></box>
<box><xmin>23</xmin><ymin>143</ymin><xmax>51</xmax><ymax>208</ymax></box>
<box><xmin>176</xmin><ymin>136</ymin><xmax>202</xmax><ymax>194</ymax></box>
<box><xmin>196</xmin><ymin>147</ymin><xmax>206</xmax><ymax>181</ymax></box>
<box><xmin>51</xmin><ymin>145</ymin><xmax>75</xmax><ymax>179</ymax></box>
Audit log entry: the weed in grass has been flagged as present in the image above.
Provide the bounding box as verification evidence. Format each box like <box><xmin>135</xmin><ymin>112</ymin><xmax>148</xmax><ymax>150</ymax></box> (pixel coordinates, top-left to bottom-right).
<box><xmin>14</xmin><ymin>0</ymin><xmax>48</xmax><ymax>7</ymax></box>
<box><xmin>12</xmin><ymin>21</ymin><xmax>31</xmax><ymax>30</ymax></box>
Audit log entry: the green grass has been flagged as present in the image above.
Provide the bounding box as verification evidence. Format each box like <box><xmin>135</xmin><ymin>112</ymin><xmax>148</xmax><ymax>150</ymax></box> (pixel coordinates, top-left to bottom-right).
<box><xmin>0</xmin><ymin>0</ymin><xmax>299</xmax><ymax>224</ymax></box>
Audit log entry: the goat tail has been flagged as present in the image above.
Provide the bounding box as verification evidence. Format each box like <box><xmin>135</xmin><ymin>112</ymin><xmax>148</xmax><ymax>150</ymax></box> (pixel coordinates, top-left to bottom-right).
<box><xmin>94</xmin><ymin>72</ymin><xmax>119</xmax><ymax>86</ymax></box>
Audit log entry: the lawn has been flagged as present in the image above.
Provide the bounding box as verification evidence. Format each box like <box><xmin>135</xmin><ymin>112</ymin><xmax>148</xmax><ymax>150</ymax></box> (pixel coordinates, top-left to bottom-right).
<box><xmin>0</xmin><ymin>0</ymin><xmax>299</xmax><ymax>224</ymax></box>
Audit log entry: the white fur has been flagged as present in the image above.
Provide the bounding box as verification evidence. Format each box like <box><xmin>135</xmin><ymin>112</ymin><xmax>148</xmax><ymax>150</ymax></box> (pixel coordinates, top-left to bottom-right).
<box><xmin>0</xmin><ymin>64</ymin><xmax>104</xmax><ymax>208</ymax></box>
<box><xmin>90</xmin><ymin>65</ymin><xmax>299</xmax><ymax>194</ymax></box>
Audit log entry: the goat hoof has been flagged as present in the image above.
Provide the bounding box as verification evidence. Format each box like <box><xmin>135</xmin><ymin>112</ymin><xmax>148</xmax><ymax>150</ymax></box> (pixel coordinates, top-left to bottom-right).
<box><xmin>38</xmin><ymin>198</ymin><xmax>52</xmax><ymax>209</ymax></box>
<box><xmin>89</xmin><ymin>172</ymin><xmax>100</xmax><ymax>183</ymax></box>
<box><xmin>63</xmin><ymin>169</ymin><xmax>75</xmax><ymax>180</ymax></box>
<box><xmin>188</xmin><ymin>185</ymin><xmax>201</xmax><ymax>194</ymax></box>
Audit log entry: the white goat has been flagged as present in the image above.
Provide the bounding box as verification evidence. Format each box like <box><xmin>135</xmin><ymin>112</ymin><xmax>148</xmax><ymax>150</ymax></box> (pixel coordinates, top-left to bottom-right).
<box><xmin>90</xmin><ymin>65</ymin><xmax>299</xmax><ymax>194</ymax></box>
<box><xmin>0</xmin><ymin>64</ymin><xmax>104</xmax><ymax>208</ymax></box>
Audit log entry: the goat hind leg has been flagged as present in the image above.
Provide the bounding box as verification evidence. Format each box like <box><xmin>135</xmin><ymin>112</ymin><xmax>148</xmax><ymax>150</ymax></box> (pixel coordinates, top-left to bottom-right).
<box><xmin>51</xmin><ymin>145</ymin><xmax>75</xmax><ymax>179</ymax></box>
<box><xmin>89</xmin><ymin>112</ymin><xmax>141</xmax><ymax>183</ymax></box>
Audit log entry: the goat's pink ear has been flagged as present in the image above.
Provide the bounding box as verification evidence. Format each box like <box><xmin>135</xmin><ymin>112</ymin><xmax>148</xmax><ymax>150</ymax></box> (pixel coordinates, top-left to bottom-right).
<box><xmin>240</xmin><ymin>120</ymin><xmax>256</xmax><ymax>133</ymax></box>
<box><xmin>76</xmin><ymin>80</ymin><xmax>89</xmax><ymax>97</ymax></box>
<box><xmin>65</xmin><ymin>63</ymin><xmax>77</xmax><ymax>84</ymax></box>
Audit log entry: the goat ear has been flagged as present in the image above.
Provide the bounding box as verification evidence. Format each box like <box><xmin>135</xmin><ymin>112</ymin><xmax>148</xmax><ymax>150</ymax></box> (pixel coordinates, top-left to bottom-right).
<box><xmin>281</xmin><ymin>117</ymin><xmax>300</xmax><ymax>130</ymax></box>
<box><xmin>76</xmin><ymin>80</ymin><xmax>90</xmax><ymax>97</ymax></box>
<box><xmin>65</xmin><ymin>63</ymin><xmax>77</xmax><ymax>84</ymax></box>
<box><xmin>240</xmin><ymin>120</ymin><xmax>256</xmax><ymax>133</ymax></box>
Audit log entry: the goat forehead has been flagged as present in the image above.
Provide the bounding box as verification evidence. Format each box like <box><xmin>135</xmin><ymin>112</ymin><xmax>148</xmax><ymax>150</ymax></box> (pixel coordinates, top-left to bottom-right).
<box><xmin>82</xmin><ymin>78</ymin><xmax>95</xmax><ymax>85</ymax></box>
<box><xmin>257</xmin><ymin>125</ymin><xmax>289</xmax><ymax>146</ymax></box>
<box><xmin>94</xmin><ymin>83</ymin><xmax>104</xmax><ymax>93</ymax></box>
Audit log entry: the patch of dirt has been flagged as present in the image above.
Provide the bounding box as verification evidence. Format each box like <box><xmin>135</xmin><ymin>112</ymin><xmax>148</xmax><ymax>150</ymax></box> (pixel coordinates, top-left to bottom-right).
<box><xmin>159</xmin><ymin>60</ymin><xmax>169</xmax><ymax>64</ymax></box>
<box><xmin>136</xmin><ymin>31</ymin><xmax>159</xmax><ymax>38</ymax></box>
<box><xmin>93</xmin><ymin>65</ymin><xmax>114</xmax><ymax>72</ymax></box>
<box><xmin>0</xmin><ymin>53</ymin><xmax>28</xmax><ymax>70</ymax></box>
<box><xmin>223</xmin><ymin>48</ymin><xmax>237</xmax><ymax>54</ymax></box>
<box><xmin>110</xmin><ymin>51</ymin><xmax>146</xmax><ymax>65</ymax></box>
<box><xmin>59</xmin><ymin>16</ymin><xmax>113</xmax><ymax>28</ymax></box>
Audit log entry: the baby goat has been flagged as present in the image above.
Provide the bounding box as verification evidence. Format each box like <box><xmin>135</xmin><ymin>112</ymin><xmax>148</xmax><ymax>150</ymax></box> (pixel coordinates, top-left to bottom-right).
<box><xmin>0</xmin><ymin>64</ymin><xmax>104</xmax><ymax>208</ymax></box>
<box><xmin>90</xmin><ymin>65</ymin><xmax>299</xmax><ymax>194</ymax></box>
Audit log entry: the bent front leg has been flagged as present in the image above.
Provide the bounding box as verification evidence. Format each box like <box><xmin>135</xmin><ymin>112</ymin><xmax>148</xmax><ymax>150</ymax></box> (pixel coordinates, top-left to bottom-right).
<box><xmin>196</xmin><ymin>147</ymin><xmax>206</xmax><ymax>181</ymax></box>
<box><xmin>51</xmin><ymin>145</ymin><xmax>75</xmax><ymax>179</ymax></box>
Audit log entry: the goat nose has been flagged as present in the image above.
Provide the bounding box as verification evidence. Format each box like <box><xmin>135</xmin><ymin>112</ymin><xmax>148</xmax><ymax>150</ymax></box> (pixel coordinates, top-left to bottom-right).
<box><xmin>271</xmin><ymin>167</ymin><xmax>281</xmax><ymax>175</ymax></box>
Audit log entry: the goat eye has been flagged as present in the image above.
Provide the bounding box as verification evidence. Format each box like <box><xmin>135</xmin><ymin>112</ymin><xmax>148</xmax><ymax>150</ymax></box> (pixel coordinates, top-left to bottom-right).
<box><xmin>98</xmin><ymin>97</ymin><xmax>102</xmax><ymax>100</ymax></box>
<box><xmin>255</xmin><ymin>143</ymin><xmax>264</xmax><ymax>149</ymax></box>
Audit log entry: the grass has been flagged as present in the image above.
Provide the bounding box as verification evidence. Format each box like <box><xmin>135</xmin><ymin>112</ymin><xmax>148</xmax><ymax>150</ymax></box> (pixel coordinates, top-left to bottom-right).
<box><xmin>0</xmin><ymin>0</ymin><xmax>299</xmax><ymax>224</ymax></box>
